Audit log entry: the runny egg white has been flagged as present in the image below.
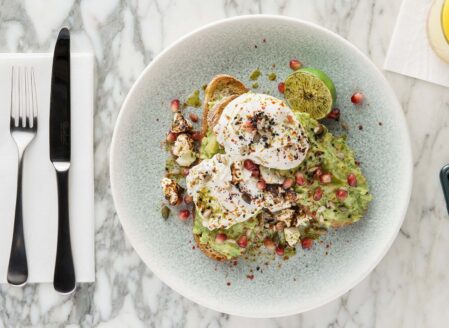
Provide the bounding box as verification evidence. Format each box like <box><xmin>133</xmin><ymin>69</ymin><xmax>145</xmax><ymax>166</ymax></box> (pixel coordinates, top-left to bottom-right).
<box><xmin>214</xmin><ymin>93</ymin><xmax>309</xmax><ymax>170</ymax></box>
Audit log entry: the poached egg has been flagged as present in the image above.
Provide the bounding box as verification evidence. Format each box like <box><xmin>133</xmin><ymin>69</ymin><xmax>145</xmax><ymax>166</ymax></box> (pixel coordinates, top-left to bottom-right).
<box><xmin>186</xmin><ymin>154</ymin><xmax>261</xmax><ymax>230</ymax></box>
<box><xmin>214</xmin><ymin>93</ymin><xmax>309</xmax><ymax>170</ymax></box>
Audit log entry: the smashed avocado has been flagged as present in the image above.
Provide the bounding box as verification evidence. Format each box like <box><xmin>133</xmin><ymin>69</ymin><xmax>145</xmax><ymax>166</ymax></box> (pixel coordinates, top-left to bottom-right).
<box><xmin>292</xmin><ymin>112</ymin><xmax>372</xmax><ymax>228</ymax></box>
<box><xmin>193</xmin><ymin>212</ymin><xmax>261</xmax><ymax>259</ymax></box>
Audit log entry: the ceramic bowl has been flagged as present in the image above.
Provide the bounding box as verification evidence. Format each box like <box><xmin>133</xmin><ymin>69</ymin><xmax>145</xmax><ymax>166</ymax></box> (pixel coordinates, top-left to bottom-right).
<box><xmin>110</xmin><ymin>15</ymin><xmax>412</xmax><ymax>317</ymax></box>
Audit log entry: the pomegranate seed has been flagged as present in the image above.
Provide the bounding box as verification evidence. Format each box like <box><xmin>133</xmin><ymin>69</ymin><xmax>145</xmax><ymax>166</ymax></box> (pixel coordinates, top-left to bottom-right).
<box><xmin>327</xmin><ymin>108</ymin><xmax>340</xmax><ymax>120</ymax></box>
<box><xmin>295</xmin><ymin>172</ymin><xmax>306</xmax><ymax>186</ymax></box>
<box><xmin>189</xmin><ymin>112</ymin><xmax>199</xmax><ymax>122</ymax></box>
<box><xmin>184</xmin><ymin>195</ymin><xmax>193</xmax><ymax>204</ymax></box>
<box><xmin>275</xmin><ymin>246</ymin><xmax>285</xmax><ymax>256</ymax></box>
<box><xmin>251</xmin><ymin>168</ymin><xmax>260</xmax><ymax>178</ymax></box>
<box><xmin>166</xmin><ymin>132</ymin><xmax>178</xmax><ymax>143</ymax></box>
<box><xmin>282</xmin><ymin>177</ymin><xmax>295</xmax><ymax>189</ymax></box>
<box><xmin>237</xmin><ymin>235</ymin><xmax>248</xmax><ymax>248</ymax></box>
<box><xmin>256</xmin><ymin>179</ymin><xmax>266</xmax><ymax>190</ymax></box>
<box><xmin>289</xmin><ymin>59</ymin><xmax>302</xmax><ymax>71</ymax></box>
<box><xmin>313</xmin><ymin>167</ymin><xmax>323</xmax><ymax>180</ymax></box>
<box><xmin>313</xmin><ymin>187</ymin><xmax>323</xmax><ymax>201</ymax></box>
<box><xmin>351</xmin><ymin>92</ymin><xmax>364</xmax><ymax>105</ymax></box>
<box><xmin>215</xmin><ymin>233</ymin><xmax>227</xmax><ymax>244</ymax></box>
<box><xmin>336</xmin><ymin>188</ymin><xmax>348</xmax><ymax>201</ymax></box>
<box><xmin>191</xmin><ymin>131</ymin><xmax>203</xmax><ymax>141</ymax></box>
<box><xmin>278</xmin><ymin>82</ymin><xmax>285</xmax><ymax>94</ymax></box>
<box><xmin>181</xmin><ymin>168</ymin><xmax>190</xmax><ymax>176</ymax></box>
<box><xmin>243</xmin><ymin>159</ymin><xmax>257</xmax><ymax>171</ymax></box>
<box><xmin>263</xmin><ymin>238</ymin><xmax>276</xmax><ymax>250</ymax></box>
<box><xmin>170</xmin><ymin>99</ymin><xmax>180</xmax><ymax>112</ymax></box>
<box><xmin>301</xmin><ymin>238</ymin><xmax>314</xmax><ymax>250</ymax></box>
<box><xmin>347</xmin><ymin>173</ymin><xmax>357</xmax><ymax>187</ymax></box>
<box><xmin>320</xmin><ymin>173</ymin><xmax>332</xmax><ymax>184</ymax></box>
<box><xmin>178</xmin><ymin>209</ymin><xmax>190</xmax><ymax>221</ymax></box>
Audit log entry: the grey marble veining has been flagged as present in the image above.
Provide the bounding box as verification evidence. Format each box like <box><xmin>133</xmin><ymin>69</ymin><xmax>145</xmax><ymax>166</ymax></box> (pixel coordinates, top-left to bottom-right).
<box><xmin>1</xmin><ymin>0</ymin><xmax>448</xmax><ymax>327</ymax></box>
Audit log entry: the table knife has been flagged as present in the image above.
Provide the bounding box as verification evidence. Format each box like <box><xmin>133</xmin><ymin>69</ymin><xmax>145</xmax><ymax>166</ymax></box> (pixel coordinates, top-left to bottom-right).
<box><xmin>50</xmin><ymin>27</ymin><xmax>76</xmax><ymax>294</ymax></box>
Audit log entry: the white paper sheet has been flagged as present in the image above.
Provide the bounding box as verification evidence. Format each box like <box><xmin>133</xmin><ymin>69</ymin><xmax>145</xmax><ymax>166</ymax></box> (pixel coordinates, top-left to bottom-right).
<box><xmin>384</xmin><ymin>0</ymin><xmax>449</xmax><ymax>87</ymax></box>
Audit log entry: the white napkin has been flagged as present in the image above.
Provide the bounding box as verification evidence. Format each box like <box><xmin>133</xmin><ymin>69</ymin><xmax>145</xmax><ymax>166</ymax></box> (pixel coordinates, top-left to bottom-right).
<box><xmin>384</xmin><ymin>0</ymin><xmax>449</xmax><ymax>87</ymax></box>
<box><xmin>0</xmin><ymin>53</ymin><xmax>95</xmax><ymax>283</ymax></box>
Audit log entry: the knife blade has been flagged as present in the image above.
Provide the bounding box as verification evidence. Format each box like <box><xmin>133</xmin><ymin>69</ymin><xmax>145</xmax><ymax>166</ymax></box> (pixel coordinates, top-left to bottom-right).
<box><xmin>50</xmin><ymin>28</ymin><xmax>71</xmax><ymax>162</ymax></box>
<box><xmin>49</xmin><ymin>27</ymin><xmax>76</xmax><ymax>294</ymax></box>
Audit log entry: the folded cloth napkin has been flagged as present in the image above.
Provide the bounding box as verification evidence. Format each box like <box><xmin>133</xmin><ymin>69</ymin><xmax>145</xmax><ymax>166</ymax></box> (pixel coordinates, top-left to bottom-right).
<box><xmin>384</xmin><ymin>0</ymin><xmax>449</xmax><ymax>87</ymax></box>
<box><xmin>0</xmin><ymin>53</ymin><xmax>95</xmax><ymax>283</ymax></box>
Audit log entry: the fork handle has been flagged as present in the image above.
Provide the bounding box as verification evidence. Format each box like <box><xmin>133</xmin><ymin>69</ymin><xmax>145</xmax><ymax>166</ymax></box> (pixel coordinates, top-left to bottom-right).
<box><xmin>53</xmin><ymin>168</ymin><xmax>76</xmax><ymax>294</ymax></box>
<box><xmin>7</xmin><ymin>151</ymin><xmax>28</xmax><ymax>286</ymax></box>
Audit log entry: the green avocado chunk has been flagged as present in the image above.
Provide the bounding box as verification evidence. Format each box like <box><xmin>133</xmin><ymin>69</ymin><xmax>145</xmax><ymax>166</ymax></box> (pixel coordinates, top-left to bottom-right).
<box><xmin>200</xmin><ymin>130</ymin><xmax>224</xmax><ymax>159</ymax></box>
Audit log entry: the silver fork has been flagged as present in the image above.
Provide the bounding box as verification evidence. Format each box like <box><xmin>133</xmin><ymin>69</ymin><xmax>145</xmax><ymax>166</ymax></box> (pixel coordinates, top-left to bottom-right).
<box><xmin>7</xmin><ymin>67</ymin><xmax>38</xmax><ymax>287</ymax></box>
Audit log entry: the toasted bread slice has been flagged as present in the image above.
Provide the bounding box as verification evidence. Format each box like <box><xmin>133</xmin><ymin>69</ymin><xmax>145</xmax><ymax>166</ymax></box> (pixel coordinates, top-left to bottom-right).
<box><xmin>205</xmin><ymin>94</ymin><xmax>240</xmax><ymax>132</ymax></box>
<box><xmin>195</xmin><ymin>75</ymin><xmax>248</xmax><ymax>262</ymax></box>
<box><xmin>202</xmin><ymin>74</ymin><xmax>248</xmax><ymax>134</ymax></box>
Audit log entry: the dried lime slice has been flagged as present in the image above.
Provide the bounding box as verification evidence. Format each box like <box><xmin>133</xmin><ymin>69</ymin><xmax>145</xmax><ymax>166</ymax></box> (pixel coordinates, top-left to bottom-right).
<box><xmin>284</xmin><ymin>68</ymin><xmax>336</xmax><ymax>120</ymax></box>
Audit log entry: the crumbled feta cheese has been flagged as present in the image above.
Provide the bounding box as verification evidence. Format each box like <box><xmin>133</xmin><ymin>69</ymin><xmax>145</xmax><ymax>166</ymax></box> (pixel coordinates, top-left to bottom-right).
<box><xmin>172</xmin><ymin>134</ymin><xmax>196</xmax><ymax>167</ymax></box>
<box><xmin>284</xmin><ymin>227</ymin><xmax>300</xmax><ymax>246</ymax></box>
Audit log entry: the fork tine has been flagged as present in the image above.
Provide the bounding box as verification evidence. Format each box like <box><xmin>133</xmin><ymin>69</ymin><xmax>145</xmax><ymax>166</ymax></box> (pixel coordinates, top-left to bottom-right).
<box><xmin>26</xmin><ymin>68</ymin><xmax>32</xmax><ymax>128</ymax></box>
<box><xmin>31</xmin><ymin>68</ymin><xmax>38</xmax><ymax>128</ymax></box>
<box><xmin>19</xmin><ymin>67</ymin><xmax>25</xmax><ymax>128</ymax></box>
<box><xmin>10</xmin><ymin>66</ymin><xmax>15</xmax><ymax>128</ymax></box>
<box><xmin>25</xmin><ymin>67</ymin><xmax>31</xmax><ymax>128</ymax></box>
<box><xmin>24</xmin><ymin>67</ymin><xmax>29</xmax><ymax>128</ymax></box>
<box><xmin>22</xmin><ymin>67</ymin><xmax>27</xmax><ymax>128</ymax></box>
<box><xmin>14</xmin><ymin>67</ymin><xmax>20</xmax><ymax>127</ymax></box>
<box><xmin>21</xmin><ymin>67</ymin><xmax>27</xmax><ymax>128</ymax></box>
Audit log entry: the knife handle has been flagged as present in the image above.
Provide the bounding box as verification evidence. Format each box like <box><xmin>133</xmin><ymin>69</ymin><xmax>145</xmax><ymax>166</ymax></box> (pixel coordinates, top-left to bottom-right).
<box><xmin>53</xmin><ymin>168</ymin><xmax>76</xmax><ymax>294</ymax></box>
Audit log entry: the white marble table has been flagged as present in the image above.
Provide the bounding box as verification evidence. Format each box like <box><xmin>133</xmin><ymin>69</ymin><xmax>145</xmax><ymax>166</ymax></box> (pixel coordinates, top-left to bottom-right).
<box><xmin>1</xmin><ymin>0</ymin><xmax>449</xmax><ymax>327</ymax></box>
